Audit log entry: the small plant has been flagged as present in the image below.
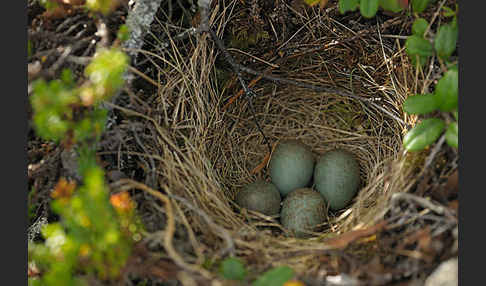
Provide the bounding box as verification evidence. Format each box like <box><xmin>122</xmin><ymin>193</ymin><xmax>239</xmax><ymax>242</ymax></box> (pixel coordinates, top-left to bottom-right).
<box><xmin>218</xmin><ymin>256</ymin><xmax>298</xmax><ymax>286</ymax></box>
<box><xmin>403</xmin><ymin>4</ymin><xmax>458</xmax><ymax>151</ymax></box>
<box><xmin>28</xmin><ymin>26</ymin><xmax>141</xmax><ymax>284</ymax></box>
<box><xmin>335</xmin><ymin>0</ymin><xmax>408</xmax><ymax>18</ymax></box>
<box><xmin>39</xmin><ymin>0</ymin><xmax>119</xmax><ymax>15</ymax></box>
<box><xmin>252</xmin><ymin>266</ymin><xmax>296</xmax><ymax>286</ymax></box>
<box><xmin>411</xmin><ymin>0</ymin><xmax>436</xmax><ymax>13</ymax></box>
<box><xmin>38</xmin><ymin>0</ymin><xmax>60</xmax><ymax>11</ymax></box>
<box><xmin>331</xmin><ymin>0</ymin><xmax>440</xmax><ymax>18</ymax></box>
<box><xmin>219</xmin><ymin>257</ymin><xmax>247</xmax><ymax>281</ymax></box>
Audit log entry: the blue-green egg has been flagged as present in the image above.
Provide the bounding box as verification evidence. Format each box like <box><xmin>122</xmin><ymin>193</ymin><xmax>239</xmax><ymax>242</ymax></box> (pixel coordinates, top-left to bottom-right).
<box><xmin>269</xmin><ymin>140</ymin><xmax>315</xmax><ymax>196</ymax></box>
<box><xmin>314</xmin><ymin>149</ymin><xmax>360</xmax><ymax>211</ymax></box>
<box><xmin>280</xmin><ymin>188</ymin><xmax>327</xmax><ymax>238</ymax></box>
<box><xmin>235</xmin><ymin>180</ymin><xmax>281</xmax><ymax>216</ymax></box>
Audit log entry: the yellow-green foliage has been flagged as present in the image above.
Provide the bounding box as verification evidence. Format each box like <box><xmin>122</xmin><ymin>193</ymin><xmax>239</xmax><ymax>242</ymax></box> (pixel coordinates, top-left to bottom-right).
<box><xmin>230</xmin><ymin>29</ymin><xmax>270</xmax><ymax>50</ymax></box>
<box><xmin>85</xmin><ymin>0</ymin><xmax>116</xmax><ymax>15</ymax></box>
<box><xmin>29</xmin><ymin>168</ymin><xmax>132</xmax><ymax>284</ymax></box>
<box><xmin>30</xmin><ymin>48</ymin><xmax>127</xmax><ymax>144</ymax></box>
<box><xmin>30</xmin><ymin>71</ymin><xmax>78</xmax><ymax>142</ymax></box>
<box><xmin>84</xmin><ymin>48</ymin><xmax>128</xmax><ymax>101</ymax></box>
<box><xmin>29</xmin><ymin>38</ymin><xmax>136</xmax><ymax>283</ymax></box>
<box><xmin>39</xmin><ymin>0</ymin><xmax>60</xmax><ymax>11</ymax></box>
<box><xmin>39</xmin><ymin>0</ymin><xmax>118</xmax><ymax>15</ymax></box>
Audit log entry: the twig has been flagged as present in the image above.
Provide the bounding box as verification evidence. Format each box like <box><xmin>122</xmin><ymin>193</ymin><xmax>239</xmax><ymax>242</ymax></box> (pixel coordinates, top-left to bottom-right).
<box><xmin>100</xmin><ymin>0</ymin><xmax>164</xmax><ymax>115</ymax></box>
<box><xmin>380</xmin><ymin>34</ymin><xmax>408</xmax><ymax>40</ymax></box>
<box><xmin>48</xmin><ymin>46</ymin><xmax>72</xmax><ymax>77</ymax></box>
<box><xmin>247</xmin><ymin>97</ymin><xmax>272</xmax><ymax>155</ymax></box>
<box><xmin>197</xmin><ymin>0</ymin><xmax>273</xmax><ymax>154</ymax></box>
<box><xmin>28</xmin><ymin>216</ymin><xmax>49</xmax><ymax>242</ymax></box>
<box><xmin>226</xmin><ymin>48</ymin><xmax>279</xmax><ymax>68</ymax></box>
<box><xmin>112</xmin><ymin>179</ymin><xmax>213</xmax><ymax>279</ymax></box>
<box><xmin>424</xmin><ymin>0</ymin><xmax>448</xmax><ymax>38</ymax></box>
<box><xmin>390</xmin><ymin>192</ymin><xmax>453</xmax><ymax>217</ymax></box>
<box><xmin>65</xmin><ymin>55</ymin><xmax>92</xmax><ymax>65</ymax></box>
<box><xmin>55</xmin><ymin>14</ymin><xmax>86</xmax><ymax>33</ymax></box>
<box><xmin>423</xmin><ymin>134</ymin><xmax>446</xmax><ymax>173</ymax></box>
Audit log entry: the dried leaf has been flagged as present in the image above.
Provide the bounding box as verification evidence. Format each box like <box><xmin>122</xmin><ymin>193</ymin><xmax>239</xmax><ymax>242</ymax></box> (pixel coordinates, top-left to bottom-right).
<box><xmin>110</xmin><ymin>191</ymin><xmax>135</xmax><ymax>212</ymax></box>
<box><xmin>319</xmin><ymin>0</ymin><xmax>329</xmax><ymax>9</ymax></box>
<box><xmin>51</xmin><ymin>177</ymin><xmax>77</xmax><ymax>199</ymax></box>
<box><xmin>323</xmin><ymin>221</ymin><xmax>387</xmax><ymax>249</ymax></box>
<box><xmin>303</xmin><ymin>0</ymin><xmax>328</xmax><ymax>9</ymax></box>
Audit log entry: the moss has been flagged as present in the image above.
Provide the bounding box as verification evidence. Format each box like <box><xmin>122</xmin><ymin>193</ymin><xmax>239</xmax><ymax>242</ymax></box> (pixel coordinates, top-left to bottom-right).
<box><xmin>230</xmin><ymin>29</ymin><xmax>270</xmax><ymax>50</ymax></box>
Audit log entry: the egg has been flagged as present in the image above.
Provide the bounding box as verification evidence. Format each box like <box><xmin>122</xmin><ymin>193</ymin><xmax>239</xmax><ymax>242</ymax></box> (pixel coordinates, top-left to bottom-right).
<box><xmin>269</xmin><ymin>140</ymin><xmax>315</xmax><ymax>196</ymax></box>
<box><xmin>313</xmin><ymin>149</ymin><xmax>360</xmax><ymax>211</ymax></box>
<box><xmin>235</xmin><ymin>180</ymin><xmax>281</xmax><ymax>216</ymax></box>
<box><xmin>280</xmin><ymin>188</ymin><xmax>327</xmax><ymax>238</ymax></box>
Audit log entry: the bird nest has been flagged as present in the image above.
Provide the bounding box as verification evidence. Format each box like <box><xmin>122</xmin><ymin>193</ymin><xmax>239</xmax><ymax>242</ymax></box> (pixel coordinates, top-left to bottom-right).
<box><xmin>111</xmin><ymin>2</ymin><xmax>422</xmax><ymax>281</ymax></box>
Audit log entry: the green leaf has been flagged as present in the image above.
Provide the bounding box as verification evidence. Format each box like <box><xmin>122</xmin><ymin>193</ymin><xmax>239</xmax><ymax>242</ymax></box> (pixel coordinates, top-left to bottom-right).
<box><xmin>39</xmin><ymin>0</ymin><xmax>59</xmax><ymax>10</ymax></box>
<box><xmin>339</xmin><ymin>0</ymin><xmax>359</xmax><ymax>14</ymax></box>
<box><xmin>360</xmin><ymin>0</ymin><xmax>380</xmax><ymax>18</ymax></box>
<box><xmin>453</xmin><ymin>110</ymin><xmax>458</xmax><ymax>121</ymax></box>
<box><xmin>85</xmin><ymin>0</ymin><xmax>114</xmax><ymax>15</ymax></box>
<box><xmin>219</xmin><ymin>257</ymin><xmax>247</xmax><ymax>281</ymax></box>
<box><xmin>85</xmin><ymin>48</ymin><xmax>128</xmax><ymax>101</ymax></box>
<box><xmin>403</xmin><ymin>93</ymin><xmax>439</xmax><ymax>114</ymax></box>
<box><xmin>61</xmin><ymin>69</ymin><xmax>75</xmax><ymax>87</ymax></box>
<box><xmin>410</xmin><ymin>55</ymin><xmax>429</xmax><ymax>67</ymax></box>
<box><xmin>412</xmin><ymin>0</ymin><xmax>430</xmax><ymax>13</ymax></box>
<box><xmin>304</xmin><ymin>0</ymin><xmax>321</xmax><ymax>6</ymax></box>
<box><xmin>406</xmin><ymin>35</ymin><xmax>434</xmax><ymax>57</ymax></box>
<box><xmin>252</xmin><ymin>266</ymin><xmax>295</xmax><ymax>286</ymax></box>
<box><xmin>403</xmin><ymin>118</ymin><xmax>445</xmax><ymax>151</ymax></box>
<box><xmin>379</xmin><ymin>0</ymin><xmax>403</xmax><ymax>13</ymax></box>
<box><xmin>445</xmin><ymin>122</ymin><xmax>458</xmax><ymax>148</ymax></box>
<box><xmin>412</xmin><ymin>18</ymin><xmax>429</xmax><ymax>37</ymax></box>
<box><xmin>33</xmin><ymin>110</ymin><xmax>70</xmax><ymax>141</ymax></box>
<box><xmin>30</xmin><ymin>78</ymin><xmax>78</xmax><ymax>142</ymax></box>
<box><xmin>73</xmin><ymin>108</ymin><xmax>107</xmax><ymax>143</ymax></box>
<box><xmin>117</xmin><ymin>25</ymin><xmax>130</xmax><ymax>43</ymax></box>
<box><xmin>434</xmin><ymin>23</ymin><xmax>458</xmax><ymax>61</ymax></box>
<box><xmin>442</xmin><ymin>6</ymin><xmax>456</xmax><ymax>17</ymax></box>
<box><xmin>435</xmin><ymin>69</ymin><xmax>458</xmax><ymax>112</ymax></box>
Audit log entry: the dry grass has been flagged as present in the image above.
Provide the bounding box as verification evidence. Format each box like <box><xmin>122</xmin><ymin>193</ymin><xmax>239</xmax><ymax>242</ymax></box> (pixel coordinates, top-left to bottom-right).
<box><xmin>112</xmin><ymin>0</ymin><xmax>426</xmax><ymax>280</ymax></box>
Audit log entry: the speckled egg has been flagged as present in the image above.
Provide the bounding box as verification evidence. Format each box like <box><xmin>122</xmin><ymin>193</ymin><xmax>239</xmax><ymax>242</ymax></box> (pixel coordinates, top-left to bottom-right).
<box><xmin>280</xmin><ymin>188</ymin><xmax>327</xmax><ymax>238</ymax></box>
<box><xmin>269</xmin><ymin>140</ymin><xmax>315</xmax><ymax>196</ymax></box>
<box><xmin>235</xmin><ymin>180</ymin><xmax>281</xmax><ymax>216</ymax></box>
<box><xmin>314</xmin><ymin>149</ymin><xmax>360</xmax><ymax>211</ymax></box>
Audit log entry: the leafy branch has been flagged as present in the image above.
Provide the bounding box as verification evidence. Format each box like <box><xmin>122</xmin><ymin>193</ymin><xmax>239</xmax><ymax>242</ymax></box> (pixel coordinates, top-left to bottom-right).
<box><xmin>28</xmin><ymin>23</ymin><xmax>142</xmax><ymax>285</ymax></box>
